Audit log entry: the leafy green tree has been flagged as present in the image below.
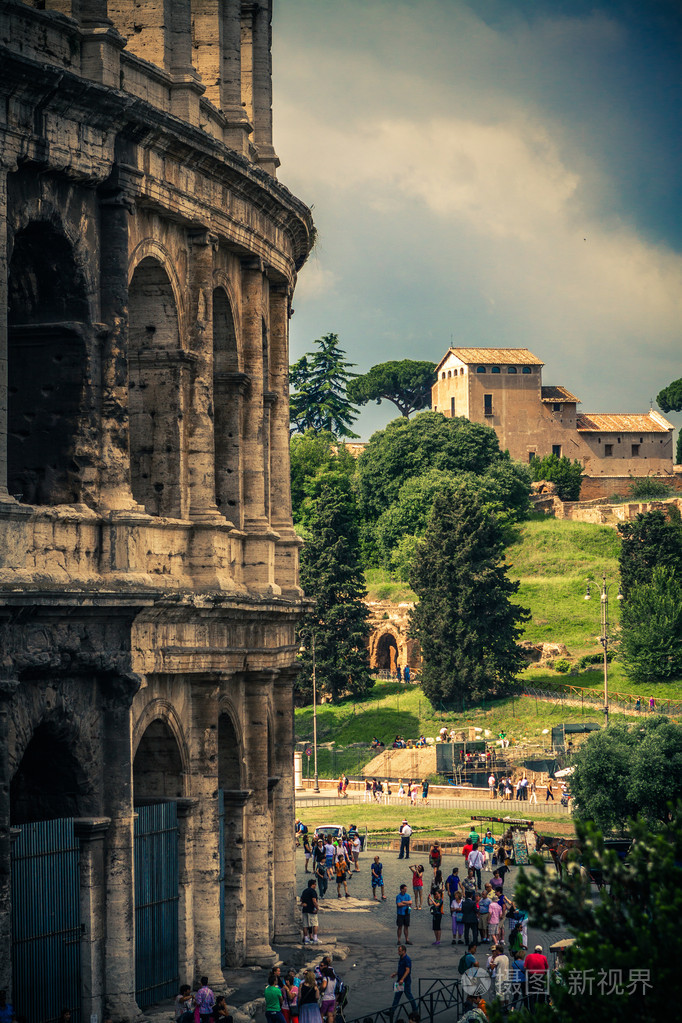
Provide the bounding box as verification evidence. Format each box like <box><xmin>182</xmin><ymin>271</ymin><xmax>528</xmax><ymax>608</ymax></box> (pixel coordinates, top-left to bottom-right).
<box><xmin>619</xmin><ymin>567</ymin><xmax>682</xmax><ymax>685</ymax></box>
<box><xmin>357</xmin><ymin>411</ymin><xmax>505</xmax><ymax>521</ymax></box>
<box><xmin>508</xmin><ymin>811</ymin><xmax>682</xmax><ymax>1023</ymax></box>
<box><xmin>656</xmin><ymin>378</ymin><xmax>682</xmax><ymax>462</ymax></box>
<box><xmin>408</xmin><ymin>486</ymin><xmax>529</xmax><ymax>705</ymax></box>
<box><xmin>290</xmin><ymin>430</ymin><xmax>356</xmax><ymax>527</ymax></box>
<box><xmin>528</xmin><ymin>452</ymin><xmax>584</xmax><ymax>500</ymax></box>
<box><xmin>290</xmin><ymin>333</ymin><xmax>359</xmax><ymax>438</ymax></box>
<box><xmin>617</xmin><ymin>509</ymin><xmax>682</xmax><ymax>596</ymax></box>
<box><xmin>570</xmin><ymin>716</ymin><xmax>682</xmax><ymax>831</ymax></box>
<box><xmin>346</xmin><ymin>359</ymin><xmax>436</xmax><ymax>418</ymax></box>
<box><xmin>297</xmin><ymin>473</ymin><xmax>373</xmax><ymax>703</ymax></box>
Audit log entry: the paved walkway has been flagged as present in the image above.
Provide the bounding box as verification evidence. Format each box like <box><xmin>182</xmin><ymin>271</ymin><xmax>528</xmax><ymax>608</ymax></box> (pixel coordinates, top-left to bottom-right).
<box><xmin>296</xmin><ymin>790</ymin><xmax>570</xmax><ymax>815</ymax></box>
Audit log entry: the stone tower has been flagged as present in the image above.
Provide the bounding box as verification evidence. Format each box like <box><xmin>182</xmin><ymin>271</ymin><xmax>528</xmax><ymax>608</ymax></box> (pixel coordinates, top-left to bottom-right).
<box><xmin>0</xmin><ymin>1</ymin><xmax>313</xmax><ymax>1018</ymax></box>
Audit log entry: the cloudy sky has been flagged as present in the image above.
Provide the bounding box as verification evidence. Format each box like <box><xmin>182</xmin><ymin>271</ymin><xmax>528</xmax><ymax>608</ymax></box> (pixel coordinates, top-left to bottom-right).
<box><xmin>272</xmin><ymin>0</ymin><xmax>682</xmax><ymax>441</ymax></box>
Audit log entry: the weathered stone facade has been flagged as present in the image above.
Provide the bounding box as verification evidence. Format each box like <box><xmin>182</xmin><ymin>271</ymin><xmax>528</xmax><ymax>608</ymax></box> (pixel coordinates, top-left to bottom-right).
<box><xmin>366</xmin><ymin>602</ymin><xmax>421</xmax><ymax>673</ymax></box>
<box><xmin>0</xmin><ymin>1</ymin><xmax>312</xmax><ymax>1017</ymax></box>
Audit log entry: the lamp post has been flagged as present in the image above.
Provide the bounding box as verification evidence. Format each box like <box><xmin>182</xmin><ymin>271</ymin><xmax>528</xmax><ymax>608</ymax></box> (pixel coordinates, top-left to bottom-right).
<box><xmin>584</xmin><ymin>574</ymin><xmax>623</xmax><ymax>728</ymax></box>
<box><xmin>299</xmin><ymin>630</ymin><xmax>319</xmax><ymax>792</ymax></box>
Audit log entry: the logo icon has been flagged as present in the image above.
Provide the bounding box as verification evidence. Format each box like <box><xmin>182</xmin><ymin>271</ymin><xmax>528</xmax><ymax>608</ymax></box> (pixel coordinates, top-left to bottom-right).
<box><xmin>461</xmin><ymin>967</ymin><xmax>492</xmax><ymax>999</ymax></box>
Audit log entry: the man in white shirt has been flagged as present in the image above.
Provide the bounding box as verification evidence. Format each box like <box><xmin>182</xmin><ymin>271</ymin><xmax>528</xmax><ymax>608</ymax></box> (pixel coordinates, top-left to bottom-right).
<box><xmin>467</xmin><ymin>844</ymin><xmax>485</xmax><ymax>889</ymax></box>
<box><xmin>398</xmin><ymin>820</ymin><xmax>412</xmax><ymax>859</ymax></box>
<box><xmin>491</xmin><ymin>943</ymin><xmax>510</xmax><ymax>1005</ymax></box>
<box><xmin>488</xmin><ymin>773</ymin><xmax>496</xmax><ymax>799</ymax></box>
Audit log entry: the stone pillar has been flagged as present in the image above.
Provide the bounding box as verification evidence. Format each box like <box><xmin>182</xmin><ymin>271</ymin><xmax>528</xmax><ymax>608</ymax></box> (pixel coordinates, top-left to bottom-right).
<box><xmin>220</xmin><ymin>0</ymin><xmax>252</xmax><ymax>154</ymax></box>
<box><xmin>170</xmin><ymin>0</ymin><xmax>204</xmax><ymax>125</ymax></box>
<box><xmin>0</xmin><ymin>677</ymin><xmax>19</xmax><ymax>997</ymax></box>
<box><xmin>188</xmin><ymin>682</ymin><xmax>225</xmax><ymax>983</ymax></box>
<box><xmin>98</xmin><ymin>164</ymin><xmax>143</xmax><ymax>512</ymax></box>
<box><xmin>0</xmin><ymin>158</ymin><xmax>14</xmax><ymax>502</ymax></box>
<box><xmin>74</xmin><ymin>818</ymin><xmax>111</xmax><ymax>1023</ymax></box>
<box><xmin>294</xmin><ymin>751</ymin><xmax>304</xmax><ymax>792</ymax></box>
<box><xmin>272</xmin><ymin>669</ymin><xmax>298</xmax><ymax>943</ymax></box>
<box><xmin>240</xmin><ymin>261</ymin><xmax>279</xmax><ymax>593</ymax></box>
<box><xmin>79</xmin><ymin>1</ymin><xmax>126</xmax><ymax>89</ymax></box>
<box><xmin>243</xmin><ymin>671</ymin><xmax>276</xmax><ymax>964</ymax></box>
<box><xmin>176</xmin><ymin>798</ymin><xmax>199</xmax><ymax>988</ymax></box>
<box><xmin>250</xmin><ymin>1</ymin><xmax>279</xmax><ymax>175</ymax></box>
<box><xmin>101</xmin><ymin>673</ymin><xmax>141</xmax><ymax>1021</ymax></box>
<box><xmin>269</xmin><ymin>284</ymin><xmax>303</xmax><ymax>596</ymax></box>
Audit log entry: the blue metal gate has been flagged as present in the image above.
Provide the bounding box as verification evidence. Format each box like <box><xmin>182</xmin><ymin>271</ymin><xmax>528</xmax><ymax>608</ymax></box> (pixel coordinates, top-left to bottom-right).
<box><xmin>134</xmin><ymin>802</ymin><xmax>179</xmax><ymax>1009</ymax></box>
<box><xmin>11</xmin><ymin>818</ymin><xmax>81</xmax><ymax>1023</ymax></box>
<box><xmin>218</xmin><ymin>789</ymin><xmax>226</xmax><ymax>968</ymax></box>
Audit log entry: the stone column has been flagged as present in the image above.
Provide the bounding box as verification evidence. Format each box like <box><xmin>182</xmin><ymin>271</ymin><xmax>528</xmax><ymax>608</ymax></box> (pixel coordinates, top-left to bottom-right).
<box><xmin>240</xmin><ymin>261</ymin><xmax>279</xmax><ymax>593</ymax></box>
<box><xmin>74</xmin><ymin>818</ymin><xmax>111</xmax><ymax>1023</ymax></box>
<box><xmin>79</xmin><ymin>1</ymin><xmax>126</xmax><ymax>89</ymax></box>
<box><xmin>269</xmin><ymin>284</ymin><xmax>303</xmax><ymax>596</ymax></box>
<box><xmin>221</xmin><ymin>0</ymin><xmax>252</xmax><ymax>154</ymax></box>
<box><xmin>176</xmin><ymin>798</ymin><xmax>199</xmax><ymax>988</ymax></box>
<box><xmin>243</xmin><ymin>671</ymin><xmax>276</xmax><ymax>964</ymax></box>
<box><xmin>294</xmin><ymin>752</ymin><xmax>304</xmax><ymax>792</ymax></box>
<box><xmin>272</xmin><ymin>669</ymin><xmax>298</xmax><ymax>943</ymax></box>
<box><xmin>101</xmin><ymin>673</ymin><xmax>141</xmax><ymax>1021</ymax></box>
<box><xmin>169</xmin><ymin>0</ymin><xmax>204</xmax><ymax>125</ymax></box>
<box><xmin>188</xmin><ymin>681</ymin><xmax>225</xmax><ymax>983</ymax></box>
<box><xmin>0</xmin><ymin>677</ymin><xmax>19</xmax><ymax>996</ymax></box>
<box><xmin>98</xmin><ymin>164</ymin><xmax>143</xmax><ymax>512</ymax></box>
<box><xmin>250</xmin><ymin>1</ymin><xmax>279</xmax><ymax>175</ymax></box>
<box><xmin>0</xmin><ymin>157</ymin><xmax>14</xmax><ymax>502</ymax></box>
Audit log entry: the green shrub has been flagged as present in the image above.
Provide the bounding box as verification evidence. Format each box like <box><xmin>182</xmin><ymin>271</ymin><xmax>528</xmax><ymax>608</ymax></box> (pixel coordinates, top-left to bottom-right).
<box><xmin>554</xmin><ymin>658</ymin><xmax>571</xmax><ymax>673</ymax></box>
<box><xmin>578</xmin><ymin>651</ymin><xmax>614</xmax><ymax>669</ymax></box>
<box><xmin>627</xmin><ymin>477</ymin><xmax>673</xmax><ymax>500</ymax></box>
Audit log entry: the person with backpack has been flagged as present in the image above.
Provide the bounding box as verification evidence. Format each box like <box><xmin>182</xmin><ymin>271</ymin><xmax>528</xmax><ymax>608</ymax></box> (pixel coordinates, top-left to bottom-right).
<box><xmin>428</xmin><ymin>841</ymin><xmax>441</xmax><ymax>877</ymax></box>
<box><xmin>458</xmin><ymin>944</ymin><xmax>478</xmax><ymax>978</ymax></box>
<box><xmin>450</xmin><ymin>890</ymin><xmax>464</xmax><ymax>944</ymax></box>
<box><xmin>427</xmin><ymin>886</ymin><xmax>444</xmax><ymax>945</ymax></box>
<box><xmin>319</xmin><ymin>967</ymin><xmax>338</xmax><ymax>1023</ymax></box>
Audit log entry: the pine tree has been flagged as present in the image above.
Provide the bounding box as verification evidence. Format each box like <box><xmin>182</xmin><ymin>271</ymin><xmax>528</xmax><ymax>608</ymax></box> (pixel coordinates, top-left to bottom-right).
<box><xmin>290</xmin><ymin>333</ymin><xmax>359</xmax><ymax>438</ymax></box>
<box><xmin>297</xmin><ymin>471</ymin><xmax>373</xmax><ymax>703</ymax></box>
<box><xmin>409</xmin><ymin>487</ymin><xmax>529</xmax><ymax>706</ymax></box>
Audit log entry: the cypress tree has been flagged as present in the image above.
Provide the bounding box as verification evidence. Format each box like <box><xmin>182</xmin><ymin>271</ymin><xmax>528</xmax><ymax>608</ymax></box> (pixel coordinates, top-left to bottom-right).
<box><xmin>409</xmin><ymin>487</ymin><xmax>529</xmax><ymax>706</ymax></box>
<box><xmin>297</xmin><ymin>471</ymin><xmax>373</xmax><ymax>703</ymax></box>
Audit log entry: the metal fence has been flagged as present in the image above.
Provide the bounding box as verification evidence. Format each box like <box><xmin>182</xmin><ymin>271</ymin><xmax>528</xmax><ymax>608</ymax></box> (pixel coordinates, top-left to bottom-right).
<box><xmin>512</xmin><ymin>681</ymin><xmax>682</xmax><ymax>718</ymax></box>
<box><xmin>344</xmin><ymin>977</ymin><xmax>464</xmax><ymax>1023</ymax></box>
<box><xmin>134</xmin><ymin>802</ymin><xmax>179</xmax><ymax>1009</ymax></box>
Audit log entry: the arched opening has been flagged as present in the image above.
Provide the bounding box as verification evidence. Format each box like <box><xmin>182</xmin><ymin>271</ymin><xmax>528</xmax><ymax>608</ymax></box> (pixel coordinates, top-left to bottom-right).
<box><xmin>218</xmin><ymin>712</ymin><xmax>246</xmax><ymax>965</ymax></box>
<box><xmin>133</xmin><ymin>718</ymin><xmax>184</xmax><ymax>800</ymax></box>
<box><xmin>262</xmin><ymin>317</ymin><xmax>271</xmax><ymax>519</ymax></box>
<box><xmin>128</xmin><ymin>257</ymin><xmax>185</xmax><ymax>518</ymax></box>
<box><xmin>213</xmin><ymin>287</ymin><xmax>241</xmax><ymax>523</ymax></box>
<box><xmin>376</xmin><ymin>632</ymin><xmax>399</xmax><ymax>672</ymax></box>
<box><xmin>10</xmin><ymin>721</ymin><xmax>89</xmax><ymax>826</ymax></box>
<box><xmin>7</xmin><ymin>222</ymin><xmax>89</xmax><ymax>504</ymax></box>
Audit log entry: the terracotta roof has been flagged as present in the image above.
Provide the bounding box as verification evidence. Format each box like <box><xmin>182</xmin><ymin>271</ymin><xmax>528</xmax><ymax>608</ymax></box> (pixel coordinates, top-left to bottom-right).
<box><xmin>437</xmin><ymin>347</ymin><xmax>543</xmax><ymax>370</ymax></box>
<box><xmin>576</xmin><ymin>411</ymin><xmax>673</xmax><ymax>434</ymax></box>
<box><xmin>541</xmin><ymin>385</ymin><xmax>580</xmax><ymax>403</ymax></box>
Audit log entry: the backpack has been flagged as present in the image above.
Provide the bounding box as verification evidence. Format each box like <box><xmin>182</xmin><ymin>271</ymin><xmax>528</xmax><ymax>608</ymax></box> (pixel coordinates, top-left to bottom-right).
<box><xmin>335</xmin><ymin>978</ymin><xmax>348</xmax><ymax>1007</ymax></box>
<box><xmin>458</xmin><ymin>954</ymin><xmax>471</xmax><ymax>975</ymax></box>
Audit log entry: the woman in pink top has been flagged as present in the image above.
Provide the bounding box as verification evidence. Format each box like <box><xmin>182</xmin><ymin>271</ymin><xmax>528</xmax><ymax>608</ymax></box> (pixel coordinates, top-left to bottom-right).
<box><xmin>488</xmin><ymin>894</ymin><xmax>504</xmax><ymax>944</ymax></box>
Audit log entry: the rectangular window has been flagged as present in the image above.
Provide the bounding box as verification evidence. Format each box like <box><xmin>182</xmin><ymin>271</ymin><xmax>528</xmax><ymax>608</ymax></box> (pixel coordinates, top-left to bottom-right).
<box><xmin>552</xmin><ymin>445</ymin><xmax>562</xmax><ymax>457</ymax></box>
<box><xmin>528</xmin><ymin>452</ymin><xmax>536</xmax><ymax>462</ymax></box>
<box><xmin>604</xmin><ymin>444</ymin><xmax>613</xmax><ymax>457</ymax></box>
<box><xmin>552</xmin><ymin>403</ymin><xmax>562</xmax><ymax>412</ymax></box>
<box><xmin>631</xmin><ymin>444</ymin><xmax>640</xmax><ymax>456</ymax></box>
<box><xmin>450</xmin><ymin>396</ymin><xmax>455</xmax><ymax>417</ymax></box>
<box><xmin>484</xmin><ymin>394</ymin><xmax>493</xmax><ymax>416</ymax></box>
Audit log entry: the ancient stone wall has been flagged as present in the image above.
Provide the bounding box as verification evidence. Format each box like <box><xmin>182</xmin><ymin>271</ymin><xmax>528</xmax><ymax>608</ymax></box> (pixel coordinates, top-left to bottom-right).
<box><xmin>366</xmin><ymin>601</ymin><xmax>422</xmax><ymax>671</ymax></box>
<box><xmin>0</xmin><ymin>1</ymin><xmax>310</xmax><ymax>1017</ymax></box>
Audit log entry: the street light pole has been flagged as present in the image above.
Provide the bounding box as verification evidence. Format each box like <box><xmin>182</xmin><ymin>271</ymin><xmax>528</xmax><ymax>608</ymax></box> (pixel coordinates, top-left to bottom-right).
<box><xmin>312</xmin><ymin>632</ymin><xmax>319</xmax><ymax>792</ymax></box>
<box><xmin>584</xmin><ymin>574</ymin><xmax>623</xmax><ymax>728</ymax></box>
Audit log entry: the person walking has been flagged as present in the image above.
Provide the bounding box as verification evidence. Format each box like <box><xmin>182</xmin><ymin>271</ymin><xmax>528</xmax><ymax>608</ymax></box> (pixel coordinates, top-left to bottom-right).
<box><xmin>524</xmin><ymin>944</ymin><xmax>550</xmax><ymax>1012</ymax></box>
<box><xmin>351</xmin><ymin>833</ymin><xmax>362</xmax><ymax>872</ymax></box>
<box><xmin>195</xmin><ymin>978</ymin><xmax>215</xmax><ymax>1023</ymax></box>
<box><xmin>314</xmin><ymin>848</ymin><xmax>328</xmax><ymax>900</ymax></box>
<box><xmin>529</xmin><ymin>779</ymin><xmax>538</xmax><ymax>804</ymax></box>
<box><xmin>461</xmin><ymin>892</ymin><xmax>479</xmax><ymax>947</ymax></box>
<box><xmin>467</xmin><ymin>843</ymin><xmax>485</xmax><ymax>890</ymax></box>
<box><xmin>649</xmin><ymin>695</ymin><xmax>656</xmax><ymax>712</ymax></box>
<box><xmin>450</xmin><ymin>890</ymin><xmax>464</xmax><ymax>944</ymax></box>
<box><xmin>264</xmin><ymin>972</ymin><xmax>286</xmax><ymax>1023</ymax></box>
<box><xmin>390</xmin><ymin>945</ymin><xmax>418</xmax><ymax>1020</ymax></box>
<box><xmin>421</xmin><ymin>778</ymin><xmax>430</xmax><ymax>805</ymax></box>
<box><xmin>398</xmin><ymin>819</ymin><xmax>412</xmax><ymax>859</ymax></box>
<box><xmin>482</xmin><ymin>830</ymin><xmax>495</xmax><ymax>869</ymax></box>
<box><xmin>545</xmin><ymin>779</ymin><xmax>554</xmax><ymax>801</ymax></box>
<box><xmin>303</xmin><ymin>831</ymin><xmax>312</xmax><ymax>872</ymax></box>
<box><xmin>488</xmin><ymin>772</ymin><xmax>496</xmax><ymax>799</ymax></box>
<box><xmin>395</xmin><ymin>883</ymin><xmax>413</xmax><ymax>944</ymax></box>
<box><xmin>477</xmin><ymin>888</ymin><xmax>491</xmax><ymax>943</ymax></box>
<box><xmin>409</xmin><ymin>862</ymin><xmax>424</xmax><ymax>909</ymax></box>
<box><xmin>445</xmin><ymin>866</ymin><xmax>460</xmax><ymax>909</ymax></box>
<box><xmin>429</xmin><ymin>841</ymin><xmax>442</xmax><ymax>878</ymax></box>
<box><xmin>298</xmin><ymin>972</ymin><xmax>322</xmax><ymax>1023</ymax></box>
<box><xmin>319</xmin><ymin>966</ymin><xmax>338</xmax><ymax>1023</ymax></box>
<box><xmin>371</xmin><ymin>855</ymin><xmax>387</xmax><ymax>900</ymax></box>
<box><xmin>428</xmin><ymin>886</ymin><xmax>444</xmax><ymax>945</ymax></box>
<box><xmin>301</xmin><ymin>878</ymin><xmax>319</xmax><ymax>943</ymax></box>
<box><xmin>488</xmin><ymin>894</ymin><xmax>504</xmax><ymax>945</ymax></box>
<box><xmin>335</xmin><ymin>854</ymin><xmax>350</xmax><ymax>899</ymax></box>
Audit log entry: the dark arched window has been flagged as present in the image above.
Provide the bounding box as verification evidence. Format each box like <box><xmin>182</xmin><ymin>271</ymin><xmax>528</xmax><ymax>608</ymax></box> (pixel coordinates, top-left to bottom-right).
<box><xmin>492</xmin><ymin>366</ymin><xmax>501</xmax><ymax>374</ymax></box>
<box><xmin>476</xmin><ymin>366</ymin><xmax>486</xmax><ymax>374</ymax></box>
<box><xmin>522</xmin><ymin>366</ymin><xmax>532</xmax><ymax>374</ymax></box>
<box><xmin>508</xmin><ymin>367</ymin><xmax>517</xmax><ymax>374</ymax></box>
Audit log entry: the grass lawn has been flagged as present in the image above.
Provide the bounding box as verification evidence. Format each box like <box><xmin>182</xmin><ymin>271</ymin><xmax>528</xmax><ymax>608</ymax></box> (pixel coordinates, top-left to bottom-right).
<box><xmin>298</xmin><ymin>803</ymin><xmax>576</xmax><ymax>842</ymax></box>
<box><xmin>365</xmin><ymin>568</ymin><xmax>417</xmax><ymax>603</ymax></box>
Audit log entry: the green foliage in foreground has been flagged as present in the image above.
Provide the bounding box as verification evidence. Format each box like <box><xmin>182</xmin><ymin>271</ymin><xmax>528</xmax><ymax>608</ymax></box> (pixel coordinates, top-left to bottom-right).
<box><xmin>570</xmin><ymin>716</ymin><xmax>682</xmax><ymax>832</ymax></box>
<box><xmin>528</xmin><ymin>453</ymin><xmax>584</xmax><ymax>500</ymax></box>
<box><xmin>410</xmin><ymin>488</ymin><xmax>529</xmax><ymax>705</ymax></box>
<box><xmin>617</xmin><ymin>509</ymin><xmax>682</xmax><ymax>597</ymax></box>
<box><xmin>510</xmin><ymin>812</ymin><xmax>682</xmax><ymax>1023</ymax></box>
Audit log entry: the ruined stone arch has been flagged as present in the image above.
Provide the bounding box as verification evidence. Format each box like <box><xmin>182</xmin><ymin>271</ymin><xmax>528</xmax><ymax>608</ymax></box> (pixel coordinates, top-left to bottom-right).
<box><xmin>132</xmin><ymin>697</ymin><xmax>191</xmax><ymax>776</ymax></box>
<box><xmin>218</xmin><ymin>699</ymin><xmax>245</xmax><ymax>790</ymax></box>
<box><xmin>133</xmin><ymin>703</ymin><xmax>189</xmax><ymax>801</ymax></box>
<box><xmin>128</xmin><ymin>238</ymin><xmax>186</xmax><ymax>339</ymax></box>
<box><xmin>212</xmin><ymin>270</ymin><xmax>243</xmax><ymax>369</ymax></box>
<box><xmin>373</xmin><ymin>629</ymin><xmax>400</xmax><ymax>671</ymax></box>
<box><xmin>213</xmin><ymin>283</ymin><xmax>242</xmax><ymax>522</ymax></box>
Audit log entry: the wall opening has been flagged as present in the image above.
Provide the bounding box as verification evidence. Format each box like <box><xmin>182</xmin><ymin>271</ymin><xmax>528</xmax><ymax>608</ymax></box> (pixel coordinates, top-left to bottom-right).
<box><xmin>218</xmin><ymin>712</ymin><xmax>246</xmax><ymax>965</ymax></box>
<box><xmin>133</xmin><ymin>718</ymin><xmax>184</xmax><ymax>801</ymax></box>
<box><xmin>129</xmin><ymin>257</ymin><xmax>185</xmax><ymax>517</ymax></box>
<box><xmin>375</xmin><ymin>632</ymin><xmax>399</xmax><ymax>672</ymax></box>
<box><xmin>10</xmin><ymin>722</ymin><xmax>88</xmax><ymax>825</ymax></box>
<box><xmin>213</xmin><ymin>287</ymin><xmax>241</xmax><ymax>522</ymax></box>
<box><xmin>7</xmin><ymin>222</ymin><xmax>89</xmax><ymax>504</ymax></box>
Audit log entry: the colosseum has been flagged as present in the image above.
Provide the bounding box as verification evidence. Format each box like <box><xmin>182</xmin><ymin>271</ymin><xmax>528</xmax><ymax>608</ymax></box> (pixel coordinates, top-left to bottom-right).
<box><xmin>0</xmin><ymin>1</ymin><xmax>312</xmax><ymax>1019</ymax></box>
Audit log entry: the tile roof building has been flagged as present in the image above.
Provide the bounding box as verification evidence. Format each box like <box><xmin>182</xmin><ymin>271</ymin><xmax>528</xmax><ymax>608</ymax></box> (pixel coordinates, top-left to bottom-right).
<box><xmin>432</xmin><ymin>347</ymin><xmax>674</xmax><ymax>479</ymax></box>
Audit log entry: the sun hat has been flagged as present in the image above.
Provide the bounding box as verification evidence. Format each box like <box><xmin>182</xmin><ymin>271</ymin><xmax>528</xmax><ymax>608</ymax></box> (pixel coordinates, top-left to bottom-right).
<box><xmin>534</xmin><ymin>944</ymin><xmax>543</xmax><ymax>953</ymax></box>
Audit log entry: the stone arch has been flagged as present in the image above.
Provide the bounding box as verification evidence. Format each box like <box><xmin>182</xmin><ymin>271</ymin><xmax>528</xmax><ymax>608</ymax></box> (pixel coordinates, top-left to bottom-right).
<box><xmin>218</xmin><ymin>703</ymin><xmax>244</xmax><ymax>790</ymax></box>
<box><xmin>10</xmin><ymin>718</ymin><xmax>92</xmax><ymax>825</ymax></box>
<box><xmin>133</xmin><ymin>715</ymin><xmax>187</xmax><ymax>801</ymax></box>
<box><xmin>213</xmin><ymin>285</ymin><xmax>242</xmax><ymax>522</ymax></box>
<box><xmin>128</xmin><ymin>239</ymin><xmax>186</xmax><ymax>336</ymax></box>
<box><xmin>128</xmin><ymin>256</ymin><xmax>188</xmax><ymax>518</ymax></box>
<box><xmin>374</xmin><ymin>630</ymin><xmax>400</xmax><ymax>672</ymax></box>
<box><xmin>7</xmin><ymin>220</ymin><xmax>90</xmax><ymax>505</ymax></box>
